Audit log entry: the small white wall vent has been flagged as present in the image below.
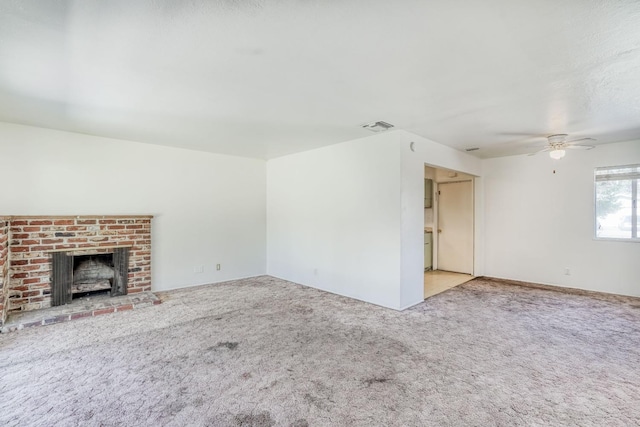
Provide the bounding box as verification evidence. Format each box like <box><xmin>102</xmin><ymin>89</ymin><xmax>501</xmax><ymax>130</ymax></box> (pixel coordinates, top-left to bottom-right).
<box><xmin>362</xmin><ymin>121</ymin><xmax>394</xmax><ymax>132</ymax></box>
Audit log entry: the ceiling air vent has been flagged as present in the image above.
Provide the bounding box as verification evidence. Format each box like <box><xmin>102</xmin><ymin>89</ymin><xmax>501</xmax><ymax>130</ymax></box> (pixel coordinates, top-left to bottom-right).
<box><xmin>465</xmin><ymin>147</ymin><xmax>480</xmax><ymax>152</ymax></box>
<box><xmin>362</xmin><ymin>121</ymin><xmax>394</xmax><ymax>132</ymax></box>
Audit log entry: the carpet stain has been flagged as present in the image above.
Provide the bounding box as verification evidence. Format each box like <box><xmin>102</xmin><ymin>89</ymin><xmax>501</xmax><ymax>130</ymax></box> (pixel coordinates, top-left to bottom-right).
<box><xmin>214</xmin><ymin>341</ymin><xmax>239</xmax><ymax>350</ymax></box>
<box><xmin>82</xmin><ymin>410</ymin><xmax>95</xmax><ymax>421</ymax></box>
<box><xmin>364</xmin><ymin>377</ymin><xmax>391</xmax><ymax>386</ymax></box>
<box><xmin>207</xmin><ymin>412</ymin><xmax>276</xmax><ymax>427</ymax></box>
<box><xmin>163</xmin><ymin>401</ymin><xmax>187</xmax><ymax>416</ymax></box>
<box><xmin>304</xmin><ymin>393</ymin><xmax>335</xmax><ymax>410</ymax></box>
<box><xmin>292</xmin><ymin>305</ymin><xmax>313</xmax><ymax>315</ymax></box>
<box><xmin>233</xmin><ymin>411</ymin><xmax>275</xmax><ymax>427</ymax></box>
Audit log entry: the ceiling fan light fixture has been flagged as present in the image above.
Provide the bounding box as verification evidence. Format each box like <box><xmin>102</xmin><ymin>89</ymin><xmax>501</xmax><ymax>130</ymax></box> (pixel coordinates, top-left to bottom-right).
<box><xmin>547</xmin><ymin>134</ymin><xmax>568</xmax><ymax>144</ymax></box>
<box><xmin>549</xmin><ymin>149</ymin><xmax>566</xmax><ymax>160</ymax></box>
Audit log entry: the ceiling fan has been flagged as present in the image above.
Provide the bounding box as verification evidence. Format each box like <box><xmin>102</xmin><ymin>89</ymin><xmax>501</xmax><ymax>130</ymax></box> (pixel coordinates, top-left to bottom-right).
<box><xmin>528</xmin><ymin>134</ymin><xmax>596</xmax><ymax>159</ymax></box>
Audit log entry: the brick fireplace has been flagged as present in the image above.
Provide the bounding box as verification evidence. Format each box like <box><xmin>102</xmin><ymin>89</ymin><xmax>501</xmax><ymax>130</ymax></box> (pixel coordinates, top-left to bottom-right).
<box><xmin>0</xmin><ymin>217</ymin><xmax>10</xmax><ymax>324</ymax></box>
<box><xmin>1</xmin><ymin>215</ymin><xmax>152</xmax><ymax>324</ymax></box>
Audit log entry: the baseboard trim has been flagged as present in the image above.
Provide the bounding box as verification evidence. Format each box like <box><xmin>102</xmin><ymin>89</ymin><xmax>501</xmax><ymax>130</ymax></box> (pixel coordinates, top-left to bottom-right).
<box><xmin>479</xmin><ymin>276</ymin><xmax>640</xmax><ymax>305</ymax></box>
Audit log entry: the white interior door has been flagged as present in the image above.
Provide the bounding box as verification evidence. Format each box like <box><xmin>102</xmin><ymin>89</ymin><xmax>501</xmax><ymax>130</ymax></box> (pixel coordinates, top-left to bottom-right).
<box><xmin>437</xmin><ymin>180</ymin><xmax>474</xmax><ymax>274</ymax></box>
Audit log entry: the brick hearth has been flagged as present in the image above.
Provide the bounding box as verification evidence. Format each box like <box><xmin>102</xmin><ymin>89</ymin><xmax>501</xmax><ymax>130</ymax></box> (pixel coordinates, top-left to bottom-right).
<box><xmin>1</xmin><ymin>215</ymin><xmax>152</xmax><ymax>324</ymax></box>
<box><xmin>1</xmin><ymin>291</ymin><xmax>161</xmax><ymax>333</ymax></box>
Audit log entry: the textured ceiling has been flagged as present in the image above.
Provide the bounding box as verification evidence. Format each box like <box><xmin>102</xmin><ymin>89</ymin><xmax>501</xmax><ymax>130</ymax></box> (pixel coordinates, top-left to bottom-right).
<box><xmin>1</xmin><ymin>0</ymin><xmax>640</xmax><ymax>159</ymax></box>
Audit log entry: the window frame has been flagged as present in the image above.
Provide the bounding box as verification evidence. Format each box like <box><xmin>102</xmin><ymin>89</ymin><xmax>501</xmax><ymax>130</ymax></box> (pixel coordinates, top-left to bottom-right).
<box><xmin>594</xmin><ymin>164</ymin><xmax>639</xmax><ymax>242</ymax></box>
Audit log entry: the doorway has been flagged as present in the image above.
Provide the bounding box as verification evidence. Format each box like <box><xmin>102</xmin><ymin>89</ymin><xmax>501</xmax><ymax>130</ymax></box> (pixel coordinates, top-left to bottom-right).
<box><xmin>423</xmin><ymin>166</ymin><xmax>475</xmax><ymax>299</ymax></box>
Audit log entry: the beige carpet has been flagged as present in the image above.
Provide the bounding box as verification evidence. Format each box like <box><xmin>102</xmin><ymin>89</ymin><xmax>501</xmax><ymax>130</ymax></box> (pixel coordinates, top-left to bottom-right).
<box><xmin>1</xmin><ymin>276</ymin><xmax>639</xmax><ymax>426</ymax></box>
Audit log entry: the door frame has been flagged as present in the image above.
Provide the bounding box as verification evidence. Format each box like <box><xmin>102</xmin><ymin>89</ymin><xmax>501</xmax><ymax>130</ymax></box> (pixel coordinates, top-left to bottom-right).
<box><xmin>425</xmin><ymin>166</ymin><xmax>476</xmax><ymax>276</ymax></box>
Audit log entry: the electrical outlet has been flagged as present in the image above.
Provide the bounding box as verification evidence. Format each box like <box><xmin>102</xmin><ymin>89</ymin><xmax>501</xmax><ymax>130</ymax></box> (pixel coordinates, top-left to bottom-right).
<box><xmin>564</xmin><ymin>268</ymin><xmax>571</xmax><ymax>276</ymax></box>
<box><xmin>313</xmin><ymin>268</ymin><xmax>318</xmax><ymax>276</ymax></box>
<box><xmin>194</xmin><ymin>265</ymin><xmax>204</xmax><ymax>273</ymax></box>
<box><xmin>216</xmin><ymin>264</ymin><xmax>221</xmax><ymax>271</ymax></box>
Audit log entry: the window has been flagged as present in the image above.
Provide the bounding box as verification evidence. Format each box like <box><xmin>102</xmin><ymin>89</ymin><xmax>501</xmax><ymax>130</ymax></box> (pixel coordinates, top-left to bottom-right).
<box><xmin>595</xmin><ymin>164</ymin><xmax>639</xmax><ymax>240</ymax></box>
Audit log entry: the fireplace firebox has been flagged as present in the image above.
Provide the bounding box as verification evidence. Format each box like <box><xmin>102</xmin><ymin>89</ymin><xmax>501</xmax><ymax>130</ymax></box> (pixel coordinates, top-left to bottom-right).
<box><xmin>51</xmin><ymin>247</ymin><xmax>129</xmax><ymax>306</ymax></box>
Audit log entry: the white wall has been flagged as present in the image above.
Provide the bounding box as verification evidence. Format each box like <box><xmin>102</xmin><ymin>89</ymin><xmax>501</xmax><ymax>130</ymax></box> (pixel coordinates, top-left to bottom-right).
<box><xmin>267</xmin><ymin>130</ymin><xmax>484</xmax><ymax>310</ymax></box>
<box><xmin>267</xmin><ymin>132</ymin><xmax>403</xmax><ymax>309</ymax></box>
<box><xmin>7</xmin><ymin>120</ymin><xmax>635</xmax><ymax>307</ymax></box>
<box><xmin>399</xmin><ymin>131</ymin><xmax>484</xmax><ymax>308</ymax></box>
<box><xmin>0</xmin><ymin>122</ymin><xmax>266</xmax><ymax>291</ymax></box>
<box><xmin>483</xmin><ymin>140</ymin><xmax>640</xmax><ymax>297</ymax></box>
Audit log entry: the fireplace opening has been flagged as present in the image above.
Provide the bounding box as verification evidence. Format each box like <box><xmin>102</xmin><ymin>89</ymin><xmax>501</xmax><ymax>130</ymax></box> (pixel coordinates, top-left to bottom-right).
<box><xmin>51</xmin><ymin>247</ymin><xmax>130</xmax><ymax>306</ymax></box>
<box><xmin>72</xmin><ymin>254</ymin><xmax>114</xmax><ymax>298</ymax></box>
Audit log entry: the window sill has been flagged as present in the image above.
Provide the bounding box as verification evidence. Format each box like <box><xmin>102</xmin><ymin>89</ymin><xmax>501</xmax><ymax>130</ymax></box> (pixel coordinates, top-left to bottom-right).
<box><xmin>594</xmin><ymin>236</ymin><xmax>640</xmax><ymax>243</ymax></box>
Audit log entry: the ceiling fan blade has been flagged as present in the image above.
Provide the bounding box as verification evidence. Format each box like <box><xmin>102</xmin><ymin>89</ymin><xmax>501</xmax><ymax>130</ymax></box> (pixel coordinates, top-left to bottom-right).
<box><xmin>566</xmin><ymin>137</ymin><xmax>596</xmax><ymax>143</ymax></box>
<box><xmin>498</xmin><ymin>132</ymin><xmax>547</xmax><ymax>137</ymax></box>
<box><xmin>566</xmin><ymin>144</ymin><xmax>595</xmax><ymax>150</ymax></box>
<box><xmin>527</xmin><ymin>147</ymin><xmax>552</xmax><ymax>156</ymax></box>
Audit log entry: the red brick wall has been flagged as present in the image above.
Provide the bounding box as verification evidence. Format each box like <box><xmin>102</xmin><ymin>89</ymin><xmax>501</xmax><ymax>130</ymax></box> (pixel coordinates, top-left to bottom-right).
<box><xmin>0</xmin><ymin>218</ymin><xmax>9</xmax><ymax>324</ymax></box>
<box><xmin>7</xmin><ymin>216</ymin><xmax>152</xmax><ymax>315</ymax></box>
